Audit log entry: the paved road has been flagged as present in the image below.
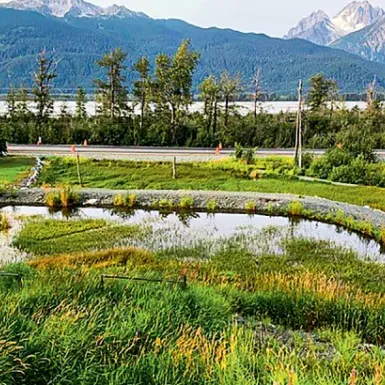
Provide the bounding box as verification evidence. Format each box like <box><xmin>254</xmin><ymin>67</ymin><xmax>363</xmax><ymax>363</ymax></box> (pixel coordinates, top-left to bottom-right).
<box><xmin>7</xmin><ymin>144</ymin><xmax>325</xmax><ymax>157</ymax></box>
<box><xmin>7</xmin><ymin>144</ymin><xmax>385</xmax><ymax>159</ymax></box>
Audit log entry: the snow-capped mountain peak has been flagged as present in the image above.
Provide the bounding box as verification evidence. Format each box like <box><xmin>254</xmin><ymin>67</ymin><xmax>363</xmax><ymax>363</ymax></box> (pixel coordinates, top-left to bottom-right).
<box><xmin>102</xmin><ymin>4</ymin><xmax>147</xmax><ymax>18</ymax></box>
<box><xmin>286</xmin><ymin>10</ymin><xmax>330</xmax><ymax>34</ymax></box>
<box><xmin>332</xmin><ymin>1</ymin><xmax>384</xmax><ymax>34</ymax></box>
<box><xmin>1</xmin><ymin>0</ymin><xmax>148</xmax><ymax>18</ymax></box>
<box><xmin>285</xmin><ymin>1</ymin><xmax>384</xmax><ymax>46</ymax></box>
<box><xmin>285</xmin><ymin>10</ymin><xmax>342</xmax><ymax>46</ymax></box>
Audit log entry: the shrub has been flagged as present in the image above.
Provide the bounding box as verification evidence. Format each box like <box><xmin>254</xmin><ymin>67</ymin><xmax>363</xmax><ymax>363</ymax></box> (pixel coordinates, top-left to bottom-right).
<box><xmin>234</xmin><ymin>143</ymin><xmax>243</xmax><ymax>159</ymax></box>
<box><xmin>336</xmin><ymin>126</ymin><xmax>377</xmax><ymax>163</ymax></box>
<box><xmin>113</xmin><ymin>194</ymin><xmax>136</xmax><ymax>208</ymax></box>
<box><xmin>113</xmin><ymin>194</ymin><xmax>125</xmax><ymax>207</ymax></box>
<box><xmin>329</xmin><ymin>156</ymin><xmax>368</xmax><ymax>186</ymax></box>
<box><xmin>245</xmin><ymin>201</ymin><xmax>256</xmax><ymax>212</ymax></box>
<box><xmin>45</xmin><ymin>186</ymin><xmax>78</xmax><ymax>208</ymax></box>
<box><xmin>308</xmin><ymin>148</ymin><xmax>353</xmax><ymax>180</ymax></box>
<box><xmin>180</xmin><ymin>196</ymin><xmax>194</xmax><ymax>209</ymax></box>
<box><xmin>301</xmin><ymin>152</ymin><xmax>315</xmax><ymax>170</ymax></box>
<box><xmin>159</xmin><ymin>199</ymin><xmax>174</xmax><ymax>209</ymax></box>
<box><xmin>45</xmin><ymin>191</ymin><xmax>61</xmax><ymax>208</ymax></box>
<box><xmin>242</xmin><ymin>148</ymin><xmax>255</xmax><ymax>165</ymax></box>
<box><xmin>206</xmin><ymin>199</ymin><xmax>217</xmax><ymax>212</ymax></box>
<box><xmin>126</xmin><ymin>194</ymin><xmax>136</xmax><ymax>208</ymax></box>
<box><xmin>287</xmin><ymin>201</ymin><xmax>304</xmax><ymax>216</ymax></box>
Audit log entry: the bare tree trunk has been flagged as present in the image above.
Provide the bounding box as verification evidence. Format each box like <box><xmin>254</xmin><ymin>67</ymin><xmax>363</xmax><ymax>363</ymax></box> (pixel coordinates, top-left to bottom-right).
<box><xmin>207</xmin><ymin>103</ymin><xmax>213</xmax><ymax>139</ymax></box>
<box><xmin>213</xmin><ymin>100</ymin><xmax>218</xmax><ymax>139</ymax></box>
<box><xmin>140</xmin><ymin>94</ymin><xmax>145</xmax><ymax>130</ymax></box>
<box><xmin>224</xmin><ymin>95</ymin><xmax>229</xmax><ymax>130</ymax></box>
<box><xmin>253</xmin><ymin>67</ymin><xmax>261</xmax><ymax>120</ymax></box>
<box><xmin>170</xmin><ymin>103</ymin><xmax>176</xmax><ymax>125</ymax></box>
<box><xmin>110</xmin><ymin>65</ymin><xmax>116</xmax><ymax>119</ymax></box>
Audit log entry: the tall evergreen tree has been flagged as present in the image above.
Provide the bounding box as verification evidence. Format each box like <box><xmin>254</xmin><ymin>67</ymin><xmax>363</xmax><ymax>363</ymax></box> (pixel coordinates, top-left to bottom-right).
<box><xmin>32</xmin><ymin>51</ymin><xmax>57</xmax><ymax>132</ymax></box>
<box><xmin>199</xmin><ymin>76</ymin><xmax>220</xmax><ymax>141</ymax></box>
<box><xmin>6</xmin><ymin>87</ymin><xmax>17</xmax><ymax>119</ymax></box>
<box><xmin>75</xmin><ymin>87</ymin><xmax>87</xmax><ymax>119</ymax></box>
<box><xmin>94</xmin><ymin>48</ymin><xmax>128</xmax><ymax>119</ymax></box>
<box><xmin>133</xmin><ymin>56</ymin><xmax>151</xmax><ymax>140</ymax></box>
<box><xmin>16</xmin><ymin>87</ymin><xmax>30</xmax><ymax>121</ymax></box>
<box><xmin>307</xmin><ymin>74</ymin><xmax>338</xmax><ymax>111</ymax></box>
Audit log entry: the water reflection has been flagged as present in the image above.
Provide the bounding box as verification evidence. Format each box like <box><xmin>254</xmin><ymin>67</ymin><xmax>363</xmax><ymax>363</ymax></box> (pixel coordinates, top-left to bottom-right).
<box><xmin>1</xmin><ymin>205</ymin><xmax>384</xmax><ymax>260</ymax></box>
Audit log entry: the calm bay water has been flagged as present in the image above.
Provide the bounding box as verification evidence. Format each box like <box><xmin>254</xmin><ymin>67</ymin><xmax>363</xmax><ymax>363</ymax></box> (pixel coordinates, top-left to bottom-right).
<box><xmin>0</xmin><ymin>101</ymin><xmax>368</xmax><ymax>116</ymax></box>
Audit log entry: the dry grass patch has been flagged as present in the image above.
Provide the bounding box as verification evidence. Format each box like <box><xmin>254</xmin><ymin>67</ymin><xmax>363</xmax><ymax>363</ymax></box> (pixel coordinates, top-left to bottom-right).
<box><xmin>29</xmin><ymin>247</ymin><xmax>155</xmax><ymax>270</ymax></box>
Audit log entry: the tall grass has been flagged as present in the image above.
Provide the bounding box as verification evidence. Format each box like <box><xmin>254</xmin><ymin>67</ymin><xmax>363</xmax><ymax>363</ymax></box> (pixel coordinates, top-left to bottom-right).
<box><xmin>45</xmin><ymin>186</ymin><xmax>79</xmax><ymax>208</ymax></box>
<box><xmin>0</xmin><ymin>212</ymin><xmax>10</xmax><ymax>231</ymax></box>
<box><xmin>5</xmin><ymin>216</ymin><xmax>385</xmax><ymax>383</ymax></box>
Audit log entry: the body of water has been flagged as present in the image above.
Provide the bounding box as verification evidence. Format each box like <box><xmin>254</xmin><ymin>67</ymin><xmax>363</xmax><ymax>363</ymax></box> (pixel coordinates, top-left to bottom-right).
<box><xmin>2</xmin><ymin>206</ymin><xmax>383</xmax><ymax>261</ymax></box>
<box><xmin>0</xmin><ymin>101</ymin><xmax>369</xmax><ymax>116</ymax></box>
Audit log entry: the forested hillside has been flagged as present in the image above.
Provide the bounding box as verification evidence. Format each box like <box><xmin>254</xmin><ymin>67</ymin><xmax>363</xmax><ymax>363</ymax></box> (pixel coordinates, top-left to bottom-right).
<box><xmin>1</xmin><ymin>8</ymin><xmax>385</xmax><ymax>93</ymax></box>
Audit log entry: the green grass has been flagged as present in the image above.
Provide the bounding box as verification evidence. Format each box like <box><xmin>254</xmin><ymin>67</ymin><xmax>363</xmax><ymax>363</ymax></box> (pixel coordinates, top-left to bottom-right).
<box><xmin>37</xmin><ymin>157</ymin><xmax>385</xmax><ymax>211</ymax></box>
<box><xmin>0</xmin><ymin>156</ymin><xmax>34</xmax><ymax>185</ymax></box>
<box><xmin>4</xmin><ymin>229</ymin><xmax>385</xmax><ymax>383</ymax></box>
<box><xmin>13</xmin><ymin>219</ymin><xmax>145</xmax><ymax>256</ymax></box>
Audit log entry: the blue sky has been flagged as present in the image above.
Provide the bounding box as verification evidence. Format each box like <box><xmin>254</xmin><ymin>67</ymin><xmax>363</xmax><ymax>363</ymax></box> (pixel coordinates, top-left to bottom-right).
<box><xmin>90</xmin><ymin>0</ymin><xmax>385</xmax><ymax>37</ymax></box>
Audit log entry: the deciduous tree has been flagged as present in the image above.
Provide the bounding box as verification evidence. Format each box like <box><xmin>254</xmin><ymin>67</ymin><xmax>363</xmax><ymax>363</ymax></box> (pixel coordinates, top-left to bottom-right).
<box><xmin>95</xmin><ymin>48</ymin><xmax>129</xmax><ymax>119</ymax></box>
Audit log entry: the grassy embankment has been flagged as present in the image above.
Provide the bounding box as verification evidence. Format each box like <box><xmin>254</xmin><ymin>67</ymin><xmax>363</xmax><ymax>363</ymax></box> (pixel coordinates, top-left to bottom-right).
<box><xmin>2</xmin><ymin>217</ymin><xmax>385</xmax><ymax>383</ymax></box>
<box><xmin>38</xmin><ymin>156</ymin><xmax>385</xmax><ymax>211</ymax></box>
<box><xmin>0</xmin><ymin>156</ymin><xmax>34</xmax><ymax>186</ymax></box>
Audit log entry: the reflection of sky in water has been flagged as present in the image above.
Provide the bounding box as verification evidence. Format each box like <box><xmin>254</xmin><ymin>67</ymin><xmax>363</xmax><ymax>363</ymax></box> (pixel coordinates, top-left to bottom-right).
<box><xmin>2</xmin><ymin>206</ymin><xmax>384</xmax><ymax>261</ymax></box>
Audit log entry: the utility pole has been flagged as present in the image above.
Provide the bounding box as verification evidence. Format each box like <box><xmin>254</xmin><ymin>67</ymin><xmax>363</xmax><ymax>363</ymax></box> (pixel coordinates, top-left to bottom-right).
<box><xmin>253</xmin><ymin>67</ymin><xmax>261</xmax><ymax>120</ymax></box>
<box><xmin>295</xmin><ymin>79</ymin><xmax>303</xmax><ymax>169</ymax></box>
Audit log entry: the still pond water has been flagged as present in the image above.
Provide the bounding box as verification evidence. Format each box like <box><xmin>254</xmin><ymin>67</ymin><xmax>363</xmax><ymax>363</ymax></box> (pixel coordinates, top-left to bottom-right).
<box><xmin>2</xmin><ymin>205</ymin><xmax>384</xmax><ymax>261</ymax></box>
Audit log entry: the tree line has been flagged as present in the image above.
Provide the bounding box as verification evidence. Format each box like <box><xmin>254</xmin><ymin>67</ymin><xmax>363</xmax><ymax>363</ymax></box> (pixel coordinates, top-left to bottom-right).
<box><xmin>1</xmin><ymin>40</ymin><xmax>385</xmax><ymax>152</ymax></box>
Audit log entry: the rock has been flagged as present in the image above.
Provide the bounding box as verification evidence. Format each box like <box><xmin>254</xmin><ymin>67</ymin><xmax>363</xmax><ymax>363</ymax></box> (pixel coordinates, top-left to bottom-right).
<box><xmin>84</xmin><ymin>198</ymin><xmax>99</xmax><ymax>206</ymax></box>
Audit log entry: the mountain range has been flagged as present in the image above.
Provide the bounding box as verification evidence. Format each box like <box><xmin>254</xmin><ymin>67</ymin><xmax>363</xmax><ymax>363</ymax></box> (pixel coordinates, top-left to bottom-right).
<box><xmin>285</xmin><ymin>2</ymin><xmax>384</xmax><ymax>45</ymax></box>
<box><xmin>2</xmin><ymin>0</ymin><xmax>385</xmax><ymax>94</ymax></box>
<box><xmin>0</xmin><ymin>0</ymin><xmax>147</xmax><ymax>18</ymax></box>
<box><xmin>286</xmin><ymin>1</ymin><xmax>385</xmax><ymax>65</ymax></box>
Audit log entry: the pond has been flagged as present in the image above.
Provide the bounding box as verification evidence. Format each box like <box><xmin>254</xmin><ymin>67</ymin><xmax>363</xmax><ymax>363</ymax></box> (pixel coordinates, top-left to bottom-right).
<box><xmin>1</xmin><ymin>205</ymin><xmax>385</xmax><ymax>262</ymax></box>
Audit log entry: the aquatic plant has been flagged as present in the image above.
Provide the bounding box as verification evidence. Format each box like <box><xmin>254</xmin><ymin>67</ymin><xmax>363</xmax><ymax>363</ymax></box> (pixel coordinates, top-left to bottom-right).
<box><xmin>45</xmin><ymin>186</ymin><xmax>79</xmax><ymax>208</ymax></box>
<box><xmin>113</xmin><ymin>193</ymin><xmax>137</xmax><ymax>208</ymax></box>
<box><xmin>180</xmin><ymin>196</ymin><xmax>194</xmax><ymax>209</ymax></box>
<box><xmin>287</xmin><ymin>201</ymin><xmax>304</xmax><ymax>216</ymax></box>
<box><xmin>244</xmin><ymin>201</ymin><xmax>256</xmax><ymax>212</ymax></box>
<box><xmin>206</xmin><ymin>199</ymin><xmax>217</xmax><ymax>212</ymax></box>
